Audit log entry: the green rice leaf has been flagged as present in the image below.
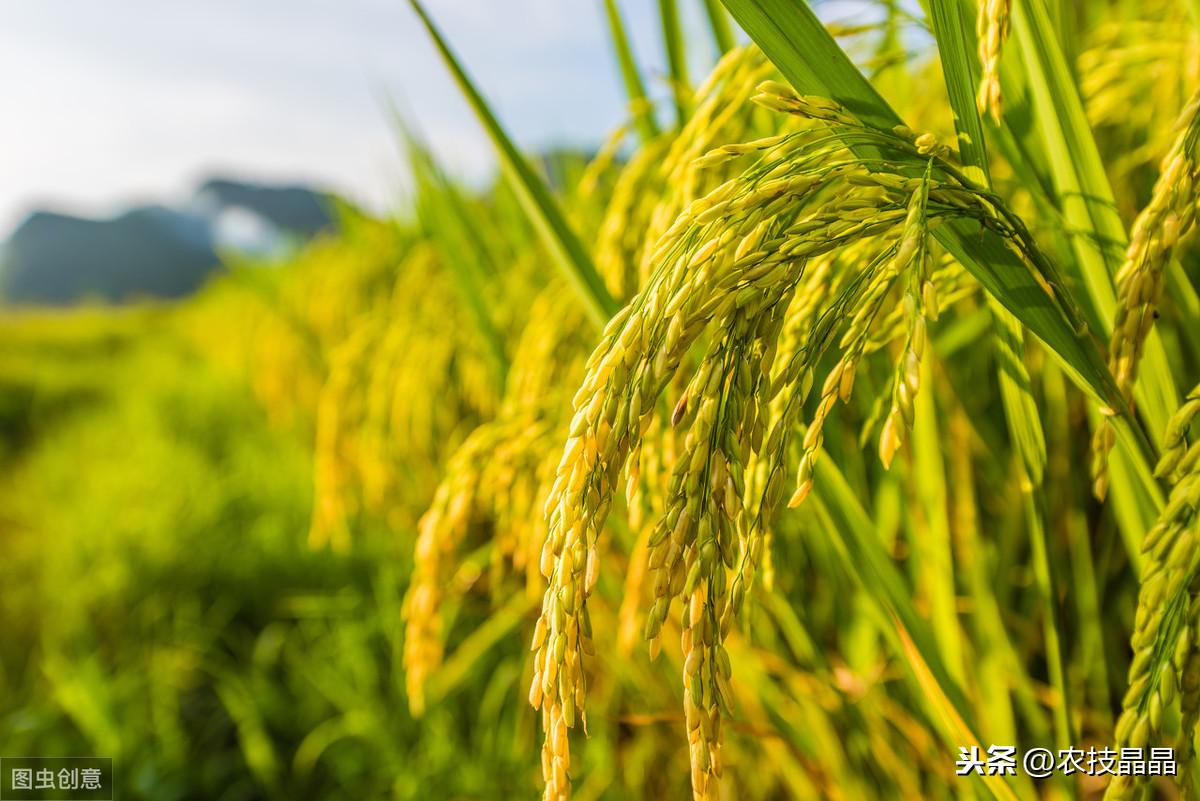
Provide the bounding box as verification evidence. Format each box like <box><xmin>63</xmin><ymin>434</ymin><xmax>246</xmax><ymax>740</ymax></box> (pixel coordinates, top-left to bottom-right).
<box><xmin>921</xmin><ymin>3</ymin><xmax>1076</xmax><ymax>752</ymax></box>
<box><xmin>811</xmin><ymin>456</ymin><xmax>1018</xmax><ymax>801</ymax></box>
<box><xmin>925</xmin><ymin>0</ymin><xmax>1047</xmax><ymax>484</ymax></box>
<box><xmin>658</xmin><ymin>0</ymin><xmax>690</xmax><ymax>125</ymax></box>
<box><xmin>1007</xmin><ymin>0</ymin><xmax>1181</xmax><ymax>439</ymax></box>
<box><xmin>408</xmin><ymin>0</ymin><xmax>619</xmax><ymax>328</ymax></box>
<box><xmin>601</xmin><ymin>0</ymin><xmax>660</xmax><ymax>142</ymax></box>
<box><xmin>701</xmin><ymin>0</ymin><xmax>736</xmax><ymax>56</ymax></box>
<box><xmin>398</xmin><ymin>121</ymin><xmax>509</xmax><ymax>393</ymax></box>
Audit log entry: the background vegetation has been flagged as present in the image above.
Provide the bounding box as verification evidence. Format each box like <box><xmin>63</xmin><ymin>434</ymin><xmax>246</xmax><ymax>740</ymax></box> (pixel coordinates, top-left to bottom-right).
<box><xmin>2</xmin><ymin>1</ymin><xmax>1199</xmax><ymax>799</ymax></box>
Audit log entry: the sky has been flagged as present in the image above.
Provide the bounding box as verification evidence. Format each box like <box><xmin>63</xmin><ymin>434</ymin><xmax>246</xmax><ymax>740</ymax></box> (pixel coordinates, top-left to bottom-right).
<box><xmin>0</xmin><ymin>1</ymin><xmax>730</xmax><ymax>236</ymax></box>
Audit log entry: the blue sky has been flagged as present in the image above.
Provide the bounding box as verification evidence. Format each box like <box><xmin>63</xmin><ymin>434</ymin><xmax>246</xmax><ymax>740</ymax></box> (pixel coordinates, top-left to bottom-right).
<box><xmin>0</xmin><ymin>1</ymin><xmax>732</xmax><ymax>233</ymax></box>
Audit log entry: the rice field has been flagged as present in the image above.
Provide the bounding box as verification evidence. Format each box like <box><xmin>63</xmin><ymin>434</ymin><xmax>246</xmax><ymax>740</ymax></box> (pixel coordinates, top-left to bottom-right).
<box><xmin>3</xmin><ymin>0</ymin><xmax>1200</xmax><ymax>799</ymax></box>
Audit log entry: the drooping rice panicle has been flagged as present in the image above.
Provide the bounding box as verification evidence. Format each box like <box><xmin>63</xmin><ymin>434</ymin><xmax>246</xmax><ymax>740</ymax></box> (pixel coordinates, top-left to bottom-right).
<box><xmin>1091</xmin><ymin>92</ymin><xmax>1200</xmax><ymax>499</ymax></box>
<box><xmin>1079</xmin><ymin>12</ymin><xmax>1200</xmax><ymax>201</ymax></box>
<box><xmin>1158</xmin><ymin>383</ymin><xmax>1200</xmax><ymax>481</ymax></box>
<box><xmin>878</xmin><ymin>167</ymin><xmax>936</xmax><ymax>469</ymax></box>
<box><xmin>1107</xmin><ymin>442</ymin><xmax>1200</xmax><ymax>800</ymax></box>
<box><xmin>403</xmin><ymin>423</ymin><xmax>502</xmax><ymax>715</ymax></box>
<box><xmin>401</xmin><ymin>282</ymin><xmax>601</xmax><ymax>713</ymax></box>
<box><xmin>976</xmin><ymin>0</ymin><xmax>1010</xmax><ymax>121</ymax></box>
<box><xmin>531</xmin><ymin>75</ymin><xmax>1070</xmax><ymax>801</ymax></box>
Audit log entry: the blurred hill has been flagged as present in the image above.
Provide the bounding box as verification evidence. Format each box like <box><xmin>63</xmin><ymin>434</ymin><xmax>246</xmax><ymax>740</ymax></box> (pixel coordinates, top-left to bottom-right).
<box><xmin>1</xmin><ymin>178</ymin><xmax>338</xmax><ymax>305</ymax></box>
<box><xmin>2</xmin><ymin>207</ymin><xmax>217</xmax><ymax>304</ymax></box>
<box><xmin>194</xmin><ymin>178</ymin><xmax>334</xmax><ymax>240</ymax></box>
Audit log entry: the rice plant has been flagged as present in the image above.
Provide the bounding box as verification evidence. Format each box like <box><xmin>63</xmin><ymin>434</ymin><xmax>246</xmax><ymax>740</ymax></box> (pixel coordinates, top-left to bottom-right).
<box><xmin>4</xmin><ymin>0</ymin><xmax>1200</xmax><ymax>799</ymax></box>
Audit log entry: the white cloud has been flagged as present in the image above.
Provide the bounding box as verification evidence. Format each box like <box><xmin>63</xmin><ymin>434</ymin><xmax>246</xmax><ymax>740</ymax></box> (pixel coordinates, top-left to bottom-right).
<box><xmin>0</xmin><ymin>0</ymin><xmax>662</xmax><ymax>234</ymax></box>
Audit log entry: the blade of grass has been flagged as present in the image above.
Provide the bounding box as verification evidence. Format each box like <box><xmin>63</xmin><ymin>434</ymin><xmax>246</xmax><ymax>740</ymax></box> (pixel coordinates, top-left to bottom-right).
<box><xmin>700</xmin><ymin>0</ymin><xmax>736</xmax><ymax>56</ymax></box>
<box><xmin>601</xmin><ymin>0</ymin><xmax>660</xmax><ymax>143</ymax></box>
<box><xmin>1001</xmin><ymin>0</ymin><xmax>1179</xmax><ymax>564</ymax></box>
<box><xmin>408</xmin><ymin>0</ymin><xmax>618</xmax><ymax>328</ymax></box>
<box><xmin>399</xmin><ymin>123</ymin><xmax>509</xmax><ymax>393</ymax></box>
<box><xmin>987</xmin><ymin>24</ymin><xmax>1200</xmax><ymax>367</ymax></box>
<box><xmin>1006</xmin><ymin>0</ymin><xmax>1181</xmax><ymax>437</ymax></box>
<box><xmin>384</xmin><ymin>95</ymin><xmax>502</xmax><ymax>277</ymax></box>
<box><xmin>950</xmin><ymin>159</ymin><xmax>1160</xmax><ymax>566</ymax></box>
<box><xmin>947</xmin><ymin>411</ymin><xmax>1043</xmax><ymax>799</ymax></box>
<box><xmin>424</xmin><ymin>593</ymin><xmax>538</xmax><ymax>707</ymax></box>
<box><xmin>731</xmin><ymin>640</ymin><xmax>875</xmax><ymax>797</ymax></box>
<box><xmin>659</xmin><ymin>0</ymin><xmax>690</xmax><ymax>125</ymax></box>
<box><xmin>810</xmin><ymin>457</ymin><xmax>1018</xmax><ymax>801</ymax></box>
<box><xmin>868</xmin><ymin>0</ymin><xmax>912</xmax><ymax>98</ymax></box>
<box><xmin>1042</xmin><ymin>361</ymin><xmax>1112</xmax><ymax>727</ymax></box>
<box><xmin>925</xmin><ymin>0</ymin><xmax>1075</xmax><ymax>761</ymax></box>
<box><xmin>910</xmin><ymin>356</ymin><xmax>963</xmax><ymax>685</ymax></box>
<box><xmin>923</xmin><ymin>0</ymin><xmax>1046</xmax><ymax>482</ymax></box>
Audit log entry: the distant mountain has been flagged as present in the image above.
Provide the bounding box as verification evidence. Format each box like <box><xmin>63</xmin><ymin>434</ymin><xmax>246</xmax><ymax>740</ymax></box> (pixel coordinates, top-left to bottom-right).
<box><xmin>1</xmin><ymin>178</ymin><xmax>338</xmax><ymax>305</ymax></box>
<box><xmin>2</xmin><ymin>206</ymin><xmax>217</xmax><ymax>304</ymax></box>
<box><xmin>194</xmin><ymin>178</ymin><xmax>335</xmax><ymax>239</ymax></box>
